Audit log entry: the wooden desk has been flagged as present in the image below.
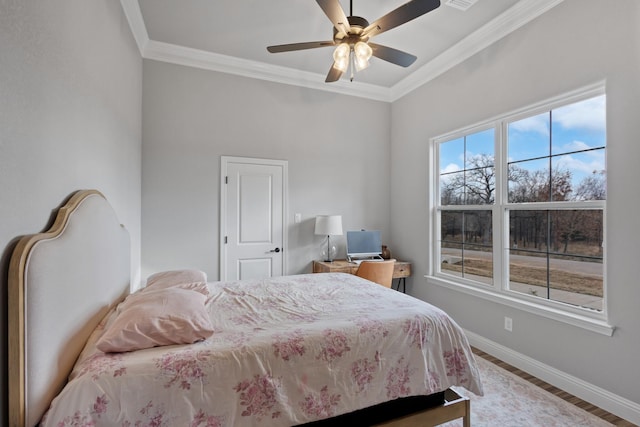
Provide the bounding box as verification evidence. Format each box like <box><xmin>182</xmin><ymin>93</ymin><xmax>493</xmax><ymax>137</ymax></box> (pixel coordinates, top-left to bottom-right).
<box><xmin>312</xmin><ymin>260</ymin><xmax>411</xmax><ymax>292</ymax></box>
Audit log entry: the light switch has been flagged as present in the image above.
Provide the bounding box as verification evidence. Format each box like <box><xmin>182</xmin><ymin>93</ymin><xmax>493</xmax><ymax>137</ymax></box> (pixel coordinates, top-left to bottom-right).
<box><xmin>294</xmin><ymin>213</ymin><xmax>302</xmax><ymax>223</ymax></box>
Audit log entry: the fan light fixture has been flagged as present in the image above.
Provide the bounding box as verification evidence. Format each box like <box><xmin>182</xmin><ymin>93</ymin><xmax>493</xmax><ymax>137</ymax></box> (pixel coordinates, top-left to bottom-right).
<box><xmin>332</xmin><ymin>41</ymin><xmax>372</xmax><ymax>74</ymax></box>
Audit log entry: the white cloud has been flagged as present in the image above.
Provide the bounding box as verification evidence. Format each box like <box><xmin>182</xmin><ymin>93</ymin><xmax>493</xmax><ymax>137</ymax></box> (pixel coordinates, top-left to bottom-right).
<box><xmin>441</xmin><ymin>163</ymin><xmax>461</xmax><ymax>174</ymax></box>
<box><xmin>554</xmin><ymin>140</ymin><xmax>595</xmax><ymax>153</ymax></box>
<box><xmin>554</xmin><ymin>152</ymin><xmax>605</xmax><ymax>175</ymax></box>
<box><xmin>509</xmin><ymin>95</ymin><xmax>606</xmax><ymax>136</ymax></box>
<box><xmin>553</xmin><ymin>95</ymin><xmax>606</xmax><ymax>131</ymax></box>
<box><xmin>510</xmin><ymin>114</ymin><xmax>549</xmax><ymax>136</ymax></box>
<box><xmin>562</xmin><ymin>140</ymin><xmax>591</xmax><ymax>151</ymax></box>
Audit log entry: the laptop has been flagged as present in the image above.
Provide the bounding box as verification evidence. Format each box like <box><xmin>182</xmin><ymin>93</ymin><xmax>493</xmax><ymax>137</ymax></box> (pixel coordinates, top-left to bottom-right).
<box><xmin>346</xmin><ymin>230</ymin><xmax>383</xmax><ymax>263</ymax></box>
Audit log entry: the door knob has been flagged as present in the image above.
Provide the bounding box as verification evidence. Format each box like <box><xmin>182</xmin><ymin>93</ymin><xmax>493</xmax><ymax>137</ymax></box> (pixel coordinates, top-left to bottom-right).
<box><xmin>270</xmin><ymin>247</ymin><xmax>281</xmax><ymax>253</ymax></box>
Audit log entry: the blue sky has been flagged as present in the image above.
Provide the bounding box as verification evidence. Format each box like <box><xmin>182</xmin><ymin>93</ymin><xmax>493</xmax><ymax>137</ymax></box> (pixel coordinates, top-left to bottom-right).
<box><xmin>440</xmin><ymin>95</ymin><xmax>606</xmax><ymax>189</ymax></box>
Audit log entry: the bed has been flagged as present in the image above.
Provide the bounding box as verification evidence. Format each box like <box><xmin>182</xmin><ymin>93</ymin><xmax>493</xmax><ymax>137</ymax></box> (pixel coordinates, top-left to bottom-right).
<box><xmin>9</xmin><ymin>190</ymin><xmax>482</xmax><ymax>427</ymax></box>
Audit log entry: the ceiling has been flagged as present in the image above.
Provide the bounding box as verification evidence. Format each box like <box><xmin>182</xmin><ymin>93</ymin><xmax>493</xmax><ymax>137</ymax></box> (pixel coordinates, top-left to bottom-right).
<box><xmin>121</xmin><ymin>0</ymin><xmax>564</xmax><ymax>101</ymax></box>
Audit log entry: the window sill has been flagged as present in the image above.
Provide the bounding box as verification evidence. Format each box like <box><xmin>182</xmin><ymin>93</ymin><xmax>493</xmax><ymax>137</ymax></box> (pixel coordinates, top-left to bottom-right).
<box><xmin>425</xmin><ymin>274</ymin><xmax>615</xmax><ymax>336</ymax></box>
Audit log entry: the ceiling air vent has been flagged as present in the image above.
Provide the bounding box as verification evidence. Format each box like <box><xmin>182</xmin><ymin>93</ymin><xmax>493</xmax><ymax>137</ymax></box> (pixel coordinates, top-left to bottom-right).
<box><xmin>445</xmin><ymin>0</ymin><xmax>479</xmax><ymax>11</ymax></box>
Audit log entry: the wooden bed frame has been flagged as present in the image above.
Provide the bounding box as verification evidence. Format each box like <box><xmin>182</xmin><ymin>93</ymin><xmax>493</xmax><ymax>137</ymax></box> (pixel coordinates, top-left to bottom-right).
<box><xmin>8</xmin><ymin>190</ymin><xmax>470</xmax><ymax>427</ymax></box>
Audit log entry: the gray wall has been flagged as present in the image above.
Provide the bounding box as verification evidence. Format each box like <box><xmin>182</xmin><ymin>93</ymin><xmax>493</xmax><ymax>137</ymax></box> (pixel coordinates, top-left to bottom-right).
<box><xmin>142</xmin><ymin>60</ymin><xmax>391</xmax><ymax>280</ymax></box>
<box><xmin>391</xmin><ymin>0</ymin><xmax>640</xmax><ymax>405</ymax></box>
<box><xmin>0</xmin><ymin>1</ymin><xmax>142</xmax><ymax>424</ymax></box>
<box><xmin>3</xmin><ymin>0</ymin><xmax>639</xmax><ymax>424</ymax></box>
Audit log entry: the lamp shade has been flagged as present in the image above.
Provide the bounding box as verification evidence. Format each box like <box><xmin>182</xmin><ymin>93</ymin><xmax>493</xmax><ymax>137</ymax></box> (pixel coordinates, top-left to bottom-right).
<box><xmin>314</xmin><ymin>215</ymin><xmax>343</xmax><ymax>236</ymax></box>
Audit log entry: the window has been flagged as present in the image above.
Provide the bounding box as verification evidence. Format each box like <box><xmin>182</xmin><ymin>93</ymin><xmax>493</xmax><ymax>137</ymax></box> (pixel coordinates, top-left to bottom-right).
<box><xmin>432</xmin><ymin>86</ymin><xmax>607</xmax><ymax>325</ymax></box>
<box><xmin>439</xmin><ymin>128</ymin><xmax>495</xmax><ymax>284</ymax></box>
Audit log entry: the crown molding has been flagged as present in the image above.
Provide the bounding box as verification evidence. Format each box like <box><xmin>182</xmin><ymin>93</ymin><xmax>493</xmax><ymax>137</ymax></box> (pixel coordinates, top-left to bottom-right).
<box><xmin>120</xmin><ymin>0</ymin><xmax>564</xmax><ymax>103</ymax></box>
<box><xmin>144</xmin><ymin>40</ymin><xmax>392</xmax><ymax>102</ymax></box>
<box><xmin>390</xmin><ymin>0</ymin><xmax>565</xmax><ymax>101</ymax></box>
<box><xmin>120</xmin><ymin>0</ymin><xmax>149</xmax><ymax>54</ymax></box>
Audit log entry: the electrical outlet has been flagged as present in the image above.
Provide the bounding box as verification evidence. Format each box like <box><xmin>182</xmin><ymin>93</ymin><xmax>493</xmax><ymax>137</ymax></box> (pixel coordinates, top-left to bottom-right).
<box><xmin>504</xmin><ymin>316</ymin><xmax>513</xmax><ymax>332</ymax></box>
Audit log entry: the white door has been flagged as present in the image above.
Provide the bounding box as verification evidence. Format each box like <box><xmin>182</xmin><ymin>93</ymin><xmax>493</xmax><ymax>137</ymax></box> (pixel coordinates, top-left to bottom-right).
<box><xmin>220</xmin><ymin>156</ymin><xmax>287</xmax><ymax>281</ymax></box>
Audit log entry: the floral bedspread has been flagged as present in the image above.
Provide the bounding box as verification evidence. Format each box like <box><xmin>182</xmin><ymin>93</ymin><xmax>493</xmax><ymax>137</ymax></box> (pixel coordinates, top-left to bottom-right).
<box><xmin>42</xmin><ymin>273</ymin><xmax>483</xmax><ymax>427</ymax></box>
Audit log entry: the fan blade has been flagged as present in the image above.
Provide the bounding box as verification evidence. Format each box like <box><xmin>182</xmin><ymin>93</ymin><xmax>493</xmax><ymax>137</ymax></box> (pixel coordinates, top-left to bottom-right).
<box><xmin>325</xmin><ymin>64</ymin><xmax>343</xmax><ymax>82</ymax></box>
<box><xmin>369</xmin><ymin>42</ymin><xmax>417</xmax><ymax>67</ymax></box>
<box><xmin>363</xmin><ymin>0</ymin><xmax>440</xmax><ymax>38</ymax></box>
<box><xmin>267</xmin><ymin>41</ymin><xmax>335</xmax><ymax>53</ymax></box>
<box><xmin>316</xmin><ymin>0</ymin><xmax>350</xmax><ymax>34</ymax></box>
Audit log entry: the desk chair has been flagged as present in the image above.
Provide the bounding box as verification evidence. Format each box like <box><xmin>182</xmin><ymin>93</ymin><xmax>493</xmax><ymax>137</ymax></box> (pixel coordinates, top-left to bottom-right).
<box><xmin>356</xmin><ymin>260</ymin><xmax>395</xmax><ymax>288</ymax></box>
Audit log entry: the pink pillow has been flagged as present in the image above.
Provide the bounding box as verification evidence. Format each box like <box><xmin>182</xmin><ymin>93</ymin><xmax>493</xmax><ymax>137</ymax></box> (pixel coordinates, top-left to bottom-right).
<box><xmin>144</xmin><ymin>269</ymin><xmax>209</xmax><ymax>296</ymax></box>
<box><xmin>96</xmin><ymin>287</ymin><xmax>214</xmax><ymax>353</ymax></box>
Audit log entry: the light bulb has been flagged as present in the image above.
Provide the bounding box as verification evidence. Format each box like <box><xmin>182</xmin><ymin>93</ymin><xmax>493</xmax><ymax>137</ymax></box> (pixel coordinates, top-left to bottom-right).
<box><xmin>333</xmin><ymin>43</ymin><xmax>350</xmax><ymax>72</ymax></box>
<box><xmin>353</xmin><ymin>41</ymin><xmax>372</xmax><ymax>72</ymax></box>
<box><xmin>354</xmin><ymin>41</ymin><xmax>372</xmax><ymax>60</ymax></box>
<box><xmin>354</xmin><ymin>55</ymin><xmax>369</xmax><ymax>71</ymax></box>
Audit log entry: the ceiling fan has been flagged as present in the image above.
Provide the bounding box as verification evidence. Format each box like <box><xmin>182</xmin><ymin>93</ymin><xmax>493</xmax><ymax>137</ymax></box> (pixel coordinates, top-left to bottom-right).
<box><xmin>267</xmin><ymin>0</ymin><xmax>441</xmax><ymax>83</ymax></box>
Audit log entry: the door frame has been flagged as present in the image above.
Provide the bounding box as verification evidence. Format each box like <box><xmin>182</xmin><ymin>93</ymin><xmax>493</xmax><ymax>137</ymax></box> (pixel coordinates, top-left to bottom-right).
<box><xmin>219</xmin><ymin>156</ymin><xmax>288</xmax><ymax>281</ymax></box>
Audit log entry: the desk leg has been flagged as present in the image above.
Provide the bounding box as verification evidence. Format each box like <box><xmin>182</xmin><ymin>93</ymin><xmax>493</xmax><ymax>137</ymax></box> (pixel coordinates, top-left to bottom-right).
<box><xmin>395</xmin><ymin>278</ymin><xmax>406</xmax><ymax>293</ymax></box>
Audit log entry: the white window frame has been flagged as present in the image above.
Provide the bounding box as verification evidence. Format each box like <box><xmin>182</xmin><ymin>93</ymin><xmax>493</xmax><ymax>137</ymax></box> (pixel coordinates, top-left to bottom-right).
<box><xmin>427</xmin><ymin>82</ymin><xmax>613</xmax><ymax>336</ymax></box>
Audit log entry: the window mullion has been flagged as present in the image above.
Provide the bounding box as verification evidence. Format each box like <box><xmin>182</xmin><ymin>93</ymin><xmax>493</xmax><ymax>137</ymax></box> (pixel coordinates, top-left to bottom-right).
<box><xmin>494</xmin><ymin>120</ymin><xmax>506</xmax><ymax>292</ymax></box>
<box><xmin>505</xmin><ymin>200</ymin><xmax>605</xmax><ymax>210</ymax></box>
<box><xmin>430</xmin><ymin>137</ymin><xmax>439</xmax><ymax>277</ymax></box>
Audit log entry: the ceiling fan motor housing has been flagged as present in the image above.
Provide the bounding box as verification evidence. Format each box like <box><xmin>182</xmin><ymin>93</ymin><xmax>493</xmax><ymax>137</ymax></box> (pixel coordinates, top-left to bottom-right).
<box><xmin>333</xmin><ymin>15</ymin><xmax>371</xmax><ymax>44</ymax></box>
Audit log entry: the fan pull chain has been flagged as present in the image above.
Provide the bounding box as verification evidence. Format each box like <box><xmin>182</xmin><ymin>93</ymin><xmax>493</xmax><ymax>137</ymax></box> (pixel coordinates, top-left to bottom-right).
<box><xmin>350</xmin><ymin>50</ymin><xmax>355</xmax><ymax>82</ymax></box>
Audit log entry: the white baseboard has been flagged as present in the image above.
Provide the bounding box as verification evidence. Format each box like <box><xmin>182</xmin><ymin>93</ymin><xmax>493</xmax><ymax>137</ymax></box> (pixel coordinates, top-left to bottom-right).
<box><xmin>465</xmin><ymin>330</ymin><xmax>640</xmax><ymax>425</ymax></box>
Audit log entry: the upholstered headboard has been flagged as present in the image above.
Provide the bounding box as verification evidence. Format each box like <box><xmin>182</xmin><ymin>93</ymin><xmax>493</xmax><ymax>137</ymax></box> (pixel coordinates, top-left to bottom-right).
<box><xmin>8</xmin><ymin>190</ymin><xmax>131</xmax><ymax>427</ymax></box>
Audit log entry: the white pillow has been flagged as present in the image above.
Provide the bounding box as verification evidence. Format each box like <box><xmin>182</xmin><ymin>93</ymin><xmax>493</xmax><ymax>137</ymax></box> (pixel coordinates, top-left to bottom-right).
<box><xmin>96</xmin><ymin>287</ymin><xmax>214</xmax><ymax>353</ymax></box>
<box><xmin>144</xmin><ymin>269</ymin><xmax>209</xmax><ymax>296</ymax></box>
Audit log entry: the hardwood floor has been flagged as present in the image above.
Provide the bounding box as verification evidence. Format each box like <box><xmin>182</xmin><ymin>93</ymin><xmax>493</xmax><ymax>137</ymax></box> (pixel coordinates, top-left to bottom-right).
<box><xmin>473</xmin><ymin>348</ymin><xmax>637</xmax><ymax>427</ymax></box>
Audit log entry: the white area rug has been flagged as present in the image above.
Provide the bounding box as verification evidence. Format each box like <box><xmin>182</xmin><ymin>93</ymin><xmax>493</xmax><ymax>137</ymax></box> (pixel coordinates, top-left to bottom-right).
<box><xmin>442</xmin><ymin>356</ymin><xmax>613</xmax><ymax>427</ymax></box>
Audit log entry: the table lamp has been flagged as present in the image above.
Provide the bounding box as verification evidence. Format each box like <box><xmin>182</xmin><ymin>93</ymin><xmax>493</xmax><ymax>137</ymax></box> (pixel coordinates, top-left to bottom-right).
<box><xmin>314</xmin><ymin>215</ymin><xmax>343</xmax><ymax>262</ymax></box>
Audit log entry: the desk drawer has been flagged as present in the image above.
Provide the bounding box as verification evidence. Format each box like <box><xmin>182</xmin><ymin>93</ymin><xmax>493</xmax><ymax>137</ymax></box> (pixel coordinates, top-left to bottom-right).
<box><xmin>312</xmin><ymin>260</ymin><xmax>358</xmax><ymax>275</ymax></box>
<box><xmin>313</xmin><ymin>260</ymin><xmax>411</xmax><ymax>279</ymax></box>
<box><xmin>393</xmin><ymin>262</ymin><xmax>411</xmax><ymax>278</ymax></box>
